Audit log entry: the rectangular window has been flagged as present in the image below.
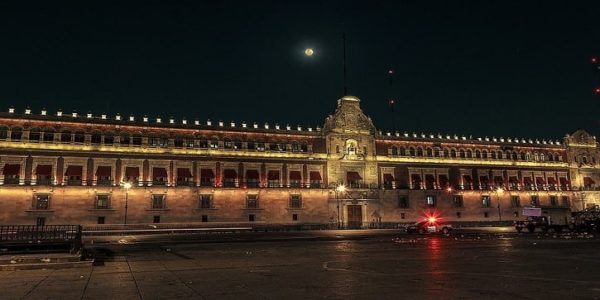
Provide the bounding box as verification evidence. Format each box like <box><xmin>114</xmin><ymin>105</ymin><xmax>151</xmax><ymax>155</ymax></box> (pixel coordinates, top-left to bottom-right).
<box><xmin>550</xmin><ymin>196</ymin><xmax>558</xmax><ymax>206</ymax></box>
<box><xmin>97</xmin><ymin>216</ymin><xmax>105</xmax><ymax>224</ymax></box>
<box><xmin>153</xmin><ymin>215</ymin><xmax>161</xmax><ymax>223</ymax></box>
<box><xmin>201</xmin><ymin>215</ymin><xmax>208</xmax><ymax>222</ymax></box>
<box><xmin>292</xmin><ymin>213</ymin><xmax>298</xmax><ymax>221</ymax></box>
<box><xmin>289</xmin><ymin>195</ymin><xmax>302</xmax><ymax>209</ymax></box>
<box><xmin>426</xmin><ymin>195</ymin><xmax>436</xmax><ymax>207</ymax></box>
<box><xmin>452</xmin><ymin>195</ymin><xmax>464</xmax><ymax>208</ymax></box>
<box><xmin>96</xmin><ymin>194</ymin><xmax>110</xmax><ymax>209</ymax></box>
<box><xmin>199</xmin><ymin>195</ymin><xmax>212</xmax><ymax>209</ymax></box>
<box><xmin>456</xmin><ymin>211</ymin><xmax>462</xmax><ymax>218</ymax></box>
<box><xmin>249</xmin><ymin>214</ymin><xmax>256</xmax><ymax>222</ymax></box>
<box><xmin>34</xmin><ymin>194</ymin><xmax>50</xmax><ymax>210</ymax></box>
<box><xmin>246</xmin><ymin>194</ymin><xmax>259</xmax><ymax>209</ymax></box>
<box><xmin>481</xmin><ymin>196</ymin><xmax>491</xmax><ymax>208</ymax></box>
<box><xmin>484</xmin><ymin>212</ymin><xmax>489</xmax><ymax>218</ymax></box>
<box><xmin>511</xmin><ymin>196</ymin><xmax>521</xmax><ymax>207</ymax></box>
<box><xmin>400</xmin><ymin>213</ymin><xmax>405</xmax><ymax>219</ymax></box>
<box><xmin>561</xmin><ymin>196</ymin><xmax>570</xmax><ymax>207</ymax></box>
<box><xmin>398</xmin><ymin>196</ymin><xmax>409</xmax><ymax>208</ymax></box>
<box><xmin>151</xmin><ymin>194</ymin><xmax>166</xmax><ymax>209</ymax></box>
<box><xmin>36</xmin><ymin>217</ymin><xmax>45</xmax><ymax>226</ymax></box>
<box><xmin>531</xmin><ymin>195</ymin><xmax>539</xmax><ymax>206</ymax></box>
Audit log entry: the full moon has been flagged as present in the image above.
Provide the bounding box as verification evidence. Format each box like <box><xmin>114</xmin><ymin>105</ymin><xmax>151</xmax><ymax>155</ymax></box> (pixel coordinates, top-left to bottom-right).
<box><xmin>305</xmin><ymin>48</ymin><xmax>314</xmax><ymax>56</ymax></box>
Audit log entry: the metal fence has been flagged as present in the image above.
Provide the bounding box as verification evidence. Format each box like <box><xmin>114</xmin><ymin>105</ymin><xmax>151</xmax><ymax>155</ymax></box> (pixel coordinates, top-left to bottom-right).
<box><xmin>0</xmin><ymin>225</ymin><xmax>82</xmax><ymax>253</ymax></box>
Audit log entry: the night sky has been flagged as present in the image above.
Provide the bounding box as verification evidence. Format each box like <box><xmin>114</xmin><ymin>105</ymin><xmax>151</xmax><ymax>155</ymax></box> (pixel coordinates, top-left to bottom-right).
<box><xmin>1</xmin><ymin>1</ymin><xmax>599</xmax><ymax>140</ymax></box>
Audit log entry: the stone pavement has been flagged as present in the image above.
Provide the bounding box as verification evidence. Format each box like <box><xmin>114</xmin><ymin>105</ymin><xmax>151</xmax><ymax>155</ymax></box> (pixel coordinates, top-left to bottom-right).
<box><xmin>1</xmin><ymin>232</ymin><xmax>600</xmax><ymax>299</ymax></box>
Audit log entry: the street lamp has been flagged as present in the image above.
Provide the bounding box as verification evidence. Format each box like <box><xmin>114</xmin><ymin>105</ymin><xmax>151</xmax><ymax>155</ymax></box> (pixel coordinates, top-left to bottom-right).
<box><xmin>495</xmin><ymin>187</ymin><xmax>504</xmax><ymax>222</ymax></box>
<box><xmin>335</xmin><ymin>184</ymin><xmax>346</xmax><ymax>229</ymax></box>
<box><xmin>122</xmin><ymin>182</ymin><xmax>132</xmax><ymax>225</ymax></box>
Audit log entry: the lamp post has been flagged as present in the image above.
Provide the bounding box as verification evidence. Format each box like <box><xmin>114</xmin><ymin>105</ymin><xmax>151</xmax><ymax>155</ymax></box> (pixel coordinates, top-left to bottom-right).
<box><xmin>336</xmin><ymin>184</ymin><xmax>346</xmax><ymax>229</ymax></box>
<box><xmin>122</xmin><ymin>182</ymin><xmax>132</xmax><ymax>225</ymax></box>
<box><xmin>495</xmin><ymin>187</ymin><xmax>504</xmax><ymax>222</ymax></box>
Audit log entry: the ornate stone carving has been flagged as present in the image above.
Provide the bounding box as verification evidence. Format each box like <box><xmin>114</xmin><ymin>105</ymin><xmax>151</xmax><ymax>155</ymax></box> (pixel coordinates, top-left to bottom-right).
<box><xmin>323</xmin><ymin>96</ymin><xmax>377</xmax><ymax>135</ymax></box>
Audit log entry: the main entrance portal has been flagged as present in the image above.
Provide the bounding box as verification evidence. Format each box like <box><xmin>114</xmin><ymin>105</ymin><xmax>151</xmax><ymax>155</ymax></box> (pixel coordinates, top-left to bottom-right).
<box><xmin>347</xmin><ymin>205</ymin><xmax>363</xmax><ymax>229</ymax></box>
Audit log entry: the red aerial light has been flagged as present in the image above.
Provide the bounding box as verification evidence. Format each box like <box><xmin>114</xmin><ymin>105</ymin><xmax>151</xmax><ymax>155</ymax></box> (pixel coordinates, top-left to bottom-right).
<box><xmin>427</xmin><ymin>216</ymin><xmax>437</xmax><ymax>224</ymax></box>
<box><xmin>595</xmin><ymin>87</ymin><xmax>600</xmax><ymax>94</ymax></box>
<box><xmin>592</xmin><ymin>57</ymin><xmax>598</xmax><ymax>64</ymax></box>
<box><xmin>388</xmin><ymin>98</ymin><xmax>395</xmax><ymax>105</ymax></box>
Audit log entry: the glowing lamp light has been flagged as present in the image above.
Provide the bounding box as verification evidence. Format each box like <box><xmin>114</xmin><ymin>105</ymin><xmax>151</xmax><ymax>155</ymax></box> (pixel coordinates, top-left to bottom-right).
<box><xmin>8</xmin><ymin>107</ymin><xmax>14</xmax><ymax>113</ymax></box>
<box><xmin>595</xmin><ymin>87</ymin><xmax>600</xmax><ymax>94</ymax></box>
<box><xmin>87</xmin><ymin>113</ymin><xmax>93</xmax><ymax>118</ymax></box>
<box><xmin>122</xmin><ymin>182</ymin><xmax>132</xmax><ymax>189</ymax></box>
<box><xmin>592</xmin><ymin>57</ymin><xmax>598</xmax><ymax>64</ymax></box>
<box><xmin>336</xmin><ymin>185</ymin><xmax>346</xmax><ymax>193</ymax></box>
<box><xmin>446</xmin><ymin>187</ymin><xmax>453</xmax><ymax>192</ymax></box>
<box><xmin>427</xmin><ymin>216</ymin><xmax>437</xmax><ymax>224</ymax></box>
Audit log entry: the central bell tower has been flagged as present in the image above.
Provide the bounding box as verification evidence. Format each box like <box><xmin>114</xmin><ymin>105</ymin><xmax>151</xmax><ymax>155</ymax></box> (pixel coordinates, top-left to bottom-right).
<box><xmin>322</xmin><ymin>95</ymin><xmax>378</xmax><ymax>188</ymax></box>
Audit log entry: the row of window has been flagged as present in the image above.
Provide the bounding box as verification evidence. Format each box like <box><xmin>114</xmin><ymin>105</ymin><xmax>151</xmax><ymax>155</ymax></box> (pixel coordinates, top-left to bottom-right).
<box><xmin>388</xmin><ymin>146</ymin><xmax>563</xmax><ymax>162</ymax></box>
<box><xmin>35</xmin><ymin>213</ymin><xmax>301</xmax><ymax>226</ymax></box>
<box><xmin>397</xmin><ymin>195</ymin><xmax>570</xmax><ymax>208</ymax></box>
<box><xmin>31</xmin><ymin>194</ymin><xmax>304</xmax><ymax>210</ymax></box>
<box><xmin>0</xmin><ymin>127</ymin><xmax>310</xmax><ymax>152</ymax></box>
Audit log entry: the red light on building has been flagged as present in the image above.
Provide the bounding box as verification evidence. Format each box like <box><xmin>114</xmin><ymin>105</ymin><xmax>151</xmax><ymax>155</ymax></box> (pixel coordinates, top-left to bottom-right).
<box><xmin>592</xmin><ymin>57</ymin><xmax>598</xmax><ymax>64</ymax></box>
<box><xmin>595</xmin><ymin>87</ymin><xmax>600</xmax><ymax>94</ymax></box>
<box><xmin>427</xmin><ymin>216</ymin><xmax>437</xmax><ymax>224</ymax></box>
<box><xmin>388</xmin><ymin>98</ymin><xmax>395</xmax><ymax>105</ymax></box>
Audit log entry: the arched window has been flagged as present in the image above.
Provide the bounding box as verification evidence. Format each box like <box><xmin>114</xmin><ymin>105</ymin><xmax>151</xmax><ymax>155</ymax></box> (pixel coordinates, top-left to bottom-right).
<box><xmin>91</xmin><ymin>131</ymin><xmax>102</xmax><ymax>145</ymax></box>
<box><xmin>0</xmin><ymin>126</ymin><xmax>8</xmax><ymax>140</ymax></box>
<box><xmin>10</xmin><ymin>127</ymin><xmax>22</xmax><ymax>141</ymax></box>
<box><xmin>434</xmin><ymin>147</ymin><xmax>441</xmax><ymax>157</ymax></box>
<box><xmin>132</xmin><ymin>134</ymin><xmax>142</xmax><ymax>146</ymax></box>
<box><xmin>399</xmin><ymin>147</ymin><xmax>406</xmax><ymax>156</ymax></box>
<box><xmin>482</xmin><ymin>150</ymin><xmax>488</xmax><ymax>159</ymax></box>
<box><xmin>475</xmin><ymin>150</ymin><xmax>481</xmax><ymax>159</ymax></box>
<box><xmin>390</xmin><ymin>146</ymin><xmax>398</xmax><ymax>156</ymax></box>
<box><xmin>426</xmin><ymin>148</ymin><xmax>433</xmax><ymax>157</ymax></box>
<box><xmin>408</xmin><ymin>147</ymin><xmax>415</xmax><ymax>156</ymax></box>
<box><xmin>174</xmin><ymin>137</ymin><xmax>185</xmax><ymax>148</ymax></box>
<box><xmin>525</xmin><ymin>152</ymin><xmax>531</xmax><ymax>161</ymax></box>
<box><xmin>540</xmin><ymin>153</ymin><xmax>545</xmax><ymax>161</ymax></box>
<box><xmin>104</xmin><ymin>133</ymin><xmax>114</xmax><ymax>145</ymax></box>
<box><xmin>459</xmin><ymin>149</ymin><xmax>466</xmax><ymax>158</ymax></box>
<box><xmin>292</xmin><ymin>142</ymin><xmax>301</xmax><ymax>152</ymax></box>
<box><xmin>582</xmin><ymin>156</ymin><xmax>588</xmax><ymax>164</ymax></box>
<box><xmin>210</xmin><ymin>137</ymin><xmax>219</xmax><ymax>149</ymax></box>
<box><xmin>416</xmin><ymin>147</ymin><xmax>423</xmax><ymax>157</ymax></box>
<box><xmin>120</xmin><ymin>133</ymin><xmax>130</xmax><ymax>146</ymax></box>
<box><xmin>60</xmin><ymin>130</ymin><xmax>72</xmax><ymax>143</ymax></box>
<box><xmin>29</xmin><ymin>128</ymin><xmax>41</xmax><ymax>142</ymax></box>
<box><xmin>491</xmin><ymin>151</ymin><xmax>497</xmax><ymax>159</ymax></box>
<box><xmin>466</xmin><ymin>149</ymin><xmax>473</xmax><ymax>158</ymax></box>
<box><xmin>74</xmin><ymin>131</ymin><xmax>85</xmax><ymax>144</ymax></box>
<box><xmin>197</xmin><ymin>137</ymin><xmax>208</xmax><ymax>148</ymax></box>
<box><xmin>450</xmin><ymin>149</ymin><xmax>457</xmax><ymax>158</ymax></box>
<box><xmin>301</xmin><ymin>143</ymin><xmax>308</xmax><ymax>152</ymax></box>
<box><xmin>234</xmin><ymin>139</ymin><xmax>243</xmax><ymax>150</ymax></box>
<box><xmin>224</xmin><ymin>139</ymin><xmax>234</xmax><ymax>149</ymax></box>
<box><xmin>42</xmin><ymin>128</ymin><xmax>54</xmax><ymax>142</ymax></box>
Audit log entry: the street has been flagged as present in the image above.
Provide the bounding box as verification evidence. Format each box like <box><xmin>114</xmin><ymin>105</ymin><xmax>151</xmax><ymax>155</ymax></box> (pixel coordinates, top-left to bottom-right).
<box><xmin>1</xmin><ymin>229</ymin><xmax>599</xmax><ymax>299</ymax></box>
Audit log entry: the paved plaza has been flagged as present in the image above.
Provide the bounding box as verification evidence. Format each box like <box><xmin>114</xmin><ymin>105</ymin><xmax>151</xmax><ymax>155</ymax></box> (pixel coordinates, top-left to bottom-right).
<box><xmin>1</xmin><ymin>230</ymin><xmax>600</xmax><ymax>299</ymax></box>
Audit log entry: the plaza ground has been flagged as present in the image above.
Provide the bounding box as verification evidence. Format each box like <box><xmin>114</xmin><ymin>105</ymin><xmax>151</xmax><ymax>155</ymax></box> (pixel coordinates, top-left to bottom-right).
<box><xmin>1</xmin><ymin>229</ymin><xmax>599</xmax><ymax>299</ymax></box>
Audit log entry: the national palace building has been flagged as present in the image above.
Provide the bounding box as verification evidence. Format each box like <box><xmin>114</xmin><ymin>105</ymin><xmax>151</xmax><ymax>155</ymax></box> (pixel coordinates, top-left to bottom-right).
<box><xmin>1</xmin><ymin>95</ymin><xmax>599</xmax><ymax>227</ymax></box>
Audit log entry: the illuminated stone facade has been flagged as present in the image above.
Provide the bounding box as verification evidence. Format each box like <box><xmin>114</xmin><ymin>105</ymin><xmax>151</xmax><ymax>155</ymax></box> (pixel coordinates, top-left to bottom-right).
<box><xmin>1</xmin><ymin>96</ymin><xmax>599</xmax><ymax>227</ymax></box>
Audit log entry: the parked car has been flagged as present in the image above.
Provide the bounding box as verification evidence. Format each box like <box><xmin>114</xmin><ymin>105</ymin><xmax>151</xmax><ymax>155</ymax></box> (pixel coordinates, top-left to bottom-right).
<box><xmin>406</xmin><ymin>217</ymin><xmax>452</xmax><ymax>234</ymax></box>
